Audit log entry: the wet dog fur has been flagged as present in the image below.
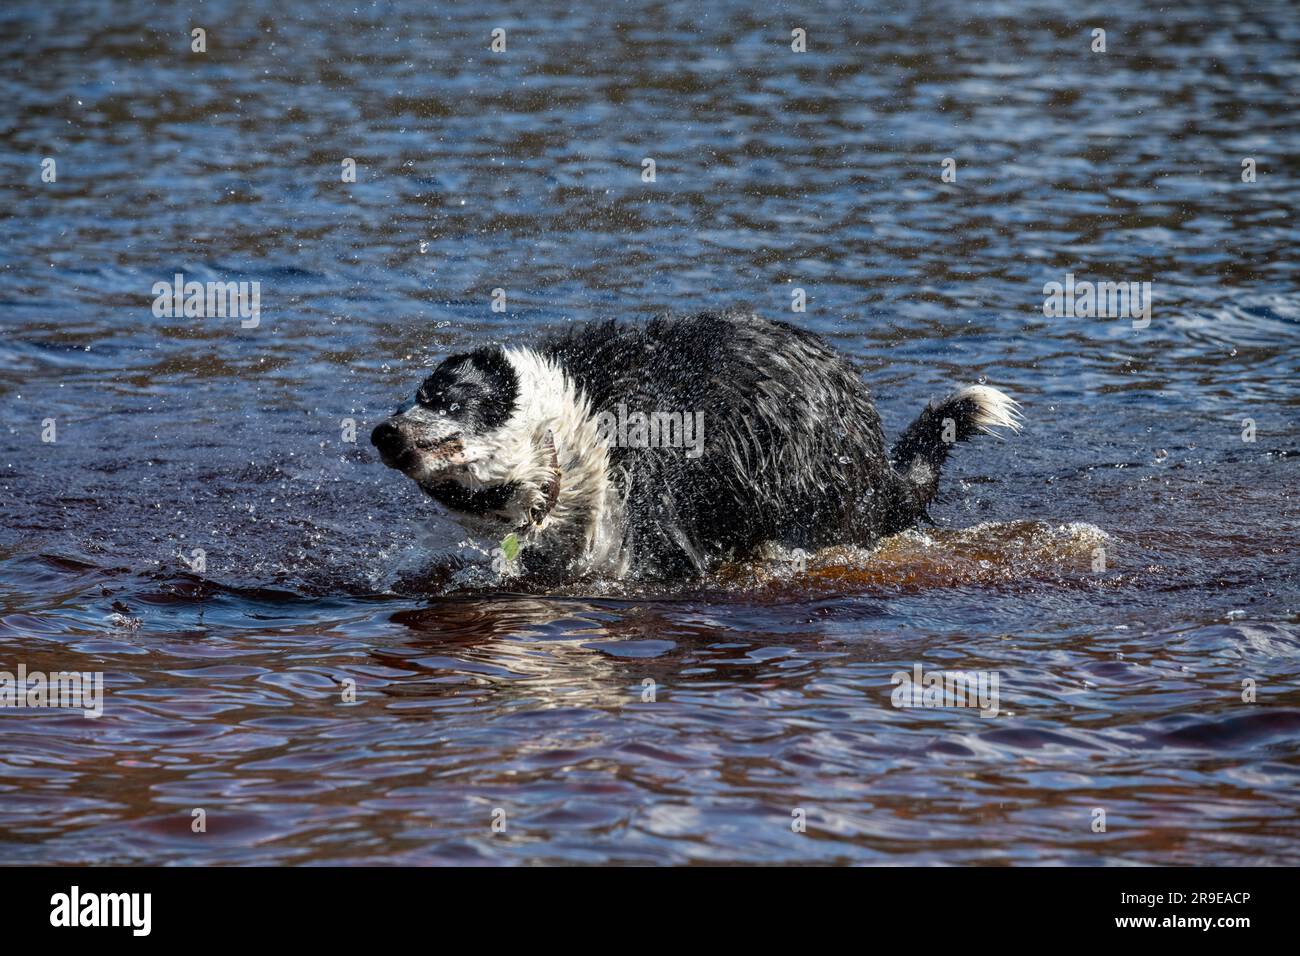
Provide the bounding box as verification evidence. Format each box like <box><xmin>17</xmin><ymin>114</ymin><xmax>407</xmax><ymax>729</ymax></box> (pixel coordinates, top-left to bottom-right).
<box><xmin>371</xmin><ymin>311</ymin><xmax>1021</xmax><ymax>582</ymax></box>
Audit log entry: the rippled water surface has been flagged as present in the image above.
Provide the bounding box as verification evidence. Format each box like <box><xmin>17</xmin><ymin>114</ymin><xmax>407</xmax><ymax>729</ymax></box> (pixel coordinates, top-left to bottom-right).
<box><xmin>1</xmin><ymin>0</ymin><xmax>1298</xmax><ymax>864</ymax></box>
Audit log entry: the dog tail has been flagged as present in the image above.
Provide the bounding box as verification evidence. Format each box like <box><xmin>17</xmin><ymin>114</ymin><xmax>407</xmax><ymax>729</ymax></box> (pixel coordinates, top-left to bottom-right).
<box><xmin>890</xmin><ymin>385</ymin><xmax>1023</xmax><ymax>512</ymax></box>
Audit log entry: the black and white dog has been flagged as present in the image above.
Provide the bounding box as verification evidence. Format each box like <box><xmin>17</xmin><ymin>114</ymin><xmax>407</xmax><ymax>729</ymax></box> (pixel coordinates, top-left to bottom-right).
<box><xmin>371</xmin><ymin>311</ymin><xmax>1021</xmax><ymax>581</ymax></box>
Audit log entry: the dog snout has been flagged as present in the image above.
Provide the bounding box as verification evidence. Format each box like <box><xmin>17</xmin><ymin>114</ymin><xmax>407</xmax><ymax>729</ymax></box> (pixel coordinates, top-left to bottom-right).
<box><xmin>372</xmin><ymin>415</ymin><xmax>466</xmax><ymax>473</ymax></box>
<box><xmin>370</xmin><ymin>419</ymin><xmax>406</xmax><ymax>458</ymax></box>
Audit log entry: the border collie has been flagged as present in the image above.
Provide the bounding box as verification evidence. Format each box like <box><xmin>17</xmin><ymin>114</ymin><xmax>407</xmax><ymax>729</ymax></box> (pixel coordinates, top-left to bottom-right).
<box><xmin>371</xmin><ymin>311</ymin><xmax>1021</xmax><ymax>581</ymax></box>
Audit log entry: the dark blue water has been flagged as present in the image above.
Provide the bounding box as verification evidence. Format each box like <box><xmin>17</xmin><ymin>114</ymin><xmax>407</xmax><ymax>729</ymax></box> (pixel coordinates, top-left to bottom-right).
<box><xmin>0</xmin><ymin>0</ymin><xmax>1297</xmax><ymax>864</ymax></box>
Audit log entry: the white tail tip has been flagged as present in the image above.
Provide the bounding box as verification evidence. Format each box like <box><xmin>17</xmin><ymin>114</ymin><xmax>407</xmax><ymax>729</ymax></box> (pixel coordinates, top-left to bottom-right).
<box><xmin>950</xmin><ymin>384</ymin><xmax>1024</xmax><ymax>437</ymax></box>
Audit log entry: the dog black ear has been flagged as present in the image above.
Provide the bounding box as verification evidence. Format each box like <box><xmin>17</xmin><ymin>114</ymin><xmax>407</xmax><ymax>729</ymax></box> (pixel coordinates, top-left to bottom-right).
<box><xmin>417</xmin><ymin>345</ymin><xmax>519</xmax><ymax>430</ymax></box>
<box><xmin>467</xmin><ymin>345</ymin><xmax>513</xmax><ymax>381</ymax></box>
<box><xmin>465</xmin><ymin>346</ymin><xmax>519</xmax><ymax>429</ymax></box>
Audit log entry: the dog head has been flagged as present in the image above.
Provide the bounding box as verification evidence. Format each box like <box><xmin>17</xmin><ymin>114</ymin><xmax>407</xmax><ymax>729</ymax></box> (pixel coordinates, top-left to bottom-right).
<box><xmin>371</xmin><ymin>346</ymin><xmax>561</xmax><ymax>536</ymax></box>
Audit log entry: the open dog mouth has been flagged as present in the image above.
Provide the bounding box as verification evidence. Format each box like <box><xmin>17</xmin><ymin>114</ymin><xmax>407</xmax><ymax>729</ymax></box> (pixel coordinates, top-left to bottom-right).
<box><xmin>421</xmin><ymin>479</ymin><xmax>520</xmax><ymax>516</ymax></box>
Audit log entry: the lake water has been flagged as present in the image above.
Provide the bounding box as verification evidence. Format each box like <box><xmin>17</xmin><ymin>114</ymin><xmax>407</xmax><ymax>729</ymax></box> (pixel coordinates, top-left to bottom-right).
<box><xmin>1</xmin><ymin>0</ymin><xmax>1297</xmax><ymax>864</ymax></box>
